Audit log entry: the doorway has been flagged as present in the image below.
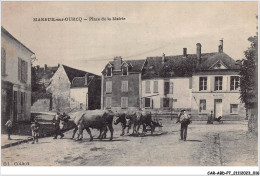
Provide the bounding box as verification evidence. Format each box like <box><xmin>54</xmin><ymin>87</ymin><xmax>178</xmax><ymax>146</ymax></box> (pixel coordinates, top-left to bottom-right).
<box><xmin>13</xmin><ymin>91</ymin><xmax>17</xmax><ymax>121</ymax></box>
<box><xmin>214</xmin><ymin>99</ymin><xmax>222</xmax><ymax>119</ymax></box>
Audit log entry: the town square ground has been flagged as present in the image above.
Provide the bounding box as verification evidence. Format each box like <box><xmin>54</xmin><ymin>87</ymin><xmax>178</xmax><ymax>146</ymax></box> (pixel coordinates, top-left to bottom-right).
<box><xmin>1</xmin><ymin>119</ymin><xmax>257</xmax><ymax>166</ymax></box>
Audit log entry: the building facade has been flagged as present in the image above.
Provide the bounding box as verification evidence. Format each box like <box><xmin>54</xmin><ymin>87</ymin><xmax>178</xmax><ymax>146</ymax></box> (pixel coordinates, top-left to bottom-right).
<box><xmin>101</xmin><ymin>57</ymin><xmax>144</xmax><ymax>111</ymax></box>
<box><xmin>1</xmin><ymin>27</ymin><xmax>35</xmax><ymax>125</ymax></box>
<box><xmin>70</xmin><ymin>74</ymin><xmax>101</xmax><ymax>110</ymax></box>
<box><xmin>101</xmin><ymin>40</ymin><xmax>246</xmax><ymax>119</ymax></box>
<box><xmin>47</xmin><ymin>64</ymin><xmax>101</xmax><ymax>112</ymax></box>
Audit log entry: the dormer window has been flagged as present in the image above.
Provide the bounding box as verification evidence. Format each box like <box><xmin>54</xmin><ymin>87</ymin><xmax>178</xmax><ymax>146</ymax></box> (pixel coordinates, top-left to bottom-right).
<box><xmin>122</xmin><ymin>65</ymin><xmax>128</xmax><ymax>76</ymax></box>
<box><xmin>106</xmin><ymin>67</ymin><xmax>112</xmax><ymax>77</ymax></box>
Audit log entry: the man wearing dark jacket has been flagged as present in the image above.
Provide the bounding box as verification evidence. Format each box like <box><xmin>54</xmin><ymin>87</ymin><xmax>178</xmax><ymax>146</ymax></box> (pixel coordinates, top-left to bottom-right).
<box><xmin>52</xmin><ymin>112</ymin><xmax>64</xmax><ymax>139</ymax></box>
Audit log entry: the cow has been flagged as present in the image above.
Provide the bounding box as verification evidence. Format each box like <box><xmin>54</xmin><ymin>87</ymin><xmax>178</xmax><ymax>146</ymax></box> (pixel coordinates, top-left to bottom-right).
<box><xmin>59</xmin><ymin>111</ymin><xmax>85</xmax><ymax>139</ymax></box>
<box><xmin>75</xmin><ymin>110</ymin><xmax>114</xmax><ymax>141</ymax></box>
<box><xmin>113</xmin><ymin>111</ymin><xmax>132</xmax><ymax>136</ymax></box>
<box><xmin>126</xmin><ymin>111</ymin><xmax>162</xmax><ymax>135</ymax></box>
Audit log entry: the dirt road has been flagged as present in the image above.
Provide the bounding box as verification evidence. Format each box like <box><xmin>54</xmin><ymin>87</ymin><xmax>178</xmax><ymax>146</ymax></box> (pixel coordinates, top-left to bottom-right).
<box><xmin>1</xmin><ymin>119</ymin><xmax>257</xmax><ymax>166</ymax></box>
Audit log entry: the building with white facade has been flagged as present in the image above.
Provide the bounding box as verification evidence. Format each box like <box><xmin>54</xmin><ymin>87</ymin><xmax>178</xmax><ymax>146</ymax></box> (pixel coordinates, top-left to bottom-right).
<box><xmin>141</xmin><ymin>40</ymin><xmax>245</xmax><ymax>119</ymax></box>
<box><xmin>1</xmin><ymin>27</ymin><xmax>35</xmax><ymax>125</ymax></box>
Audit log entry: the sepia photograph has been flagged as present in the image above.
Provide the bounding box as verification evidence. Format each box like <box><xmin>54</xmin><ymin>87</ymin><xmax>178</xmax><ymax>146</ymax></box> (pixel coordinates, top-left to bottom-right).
<box><xmin>1</xmin><ymin>1</ymin><xmax>259</xmax><ymax>175</ymax></box>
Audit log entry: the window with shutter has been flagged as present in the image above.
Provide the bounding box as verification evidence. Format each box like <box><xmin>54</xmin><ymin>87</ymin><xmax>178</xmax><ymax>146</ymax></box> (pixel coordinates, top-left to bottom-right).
<box><xmin>164</xmin><ymin>81</ymin><xmax>170</xmax><ymax>95</ymax></box>
<box><xmin>17</xmin><ymin>90</ymin><xmax>21</xmax><ymax>114</ymax></box>
<box><xmin>144</xmin><ymin>98</ymin><xmax>151</xmax><ymax>108</ymax></box>
<box><xmin>153</xmin><ymin>81</ymin><xmax>158</xmax><ymax>93</ymax></box>
<box><xmin>1</xmin><ymin>48</ymin><xmax>6</xmax><ymax>76</ymax></box>
<box><xmin>215</xmin><ymin>76</ymin><xmax>223</xmax><ymax>91</ymax></box>
<box><xmin>121</xmin><ymin>97</ymin><xmax>128</xmax><ymax>108</ymax></box>
<box><xmin>18</xmin><ymin>58</ymin><xmax>22</xmax><ymax>80</ymax></box>
<box><xmin>169</xmin><ymin>82</ymin><xmax>173</xmax><ymax>94</ymax></box>
<box><xmin>106</xmin><ymin>81</ymin><xmax>112</xmax><ymax>93</ymax></box>
<box><xmin>145</xmin><ymin>81</ymin><xmax>150</xmax><ymax>93</ymax></box>
<box><xmin>121</xmin><ymin>81</ymin><xmax>128</xmax><ymax>92</ymax></box>
<box><xmin>106</xmin><ymin>97</ymin><xmax>111</xmax><ymax>108</ymax></box>
<box><xmin>230</xmin><ymin>76</ymin><xmax>239</xmax><ymax>91</ymax></box>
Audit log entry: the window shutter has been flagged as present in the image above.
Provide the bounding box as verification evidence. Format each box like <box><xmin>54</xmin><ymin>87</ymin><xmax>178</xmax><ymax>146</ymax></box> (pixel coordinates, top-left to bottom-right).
<box><xmin>1</xmin><ymin>48</ymin><xmax>6</xmax><ymax>75</ymax></box>
<box><xmin>169</xmin><ymin>98</ymin><xmax>173</xmax><ymax>108</ymax></box>
<box><xmin>17</xmin><ymin>90</ymin><xmax>21</xmax><ymax>114</ymax></box>
<box><xmin>25</xmin><ymin>62</ymin><xmax>28</xmax><ymax>82</ymax></box>
<box><xmin>24</xmin><ymin>92</ymin><xmax>27</xmax><ymax>113</ymax></box>
<box><xmin>125</xmin><ymin>97</ymin><xmax>128</xmax><ymax>108</ymax></box>
<box><xmin>126</xmin><ymin>81</ymin><xmax>128</xmax><ymax>92</ymax></box>
<box><xmin>18</xmin><ymin>58</ymin><xmax>21</xmax><ymax>80</ymax></box>
<box><xmin>153</xmin><ymin>81</ymin><xmax>158</xmax><ymax>93</ymax></box>
<box><xmin>160</xmin><ymin>98</ymin><xmax>163</xmax><ymax>108</ymax></box>
<box><xmin>142</xmin><ymin>98</ymin><xmax>145</xmax><ymax>109</ymax></box>
<box><xmin>150</xmin><ymin>98</ymin><xmax>153</xmax><ymax>109</ymax></box>
<box><xmin>170</xmin><ymin>82</ymin><xmax>174</xmax><ymax>94</ymax></box>
<box><xmin>189</xmin><ymin>78</ymin><xmax>192</xmax><ymax>89</ymax></box>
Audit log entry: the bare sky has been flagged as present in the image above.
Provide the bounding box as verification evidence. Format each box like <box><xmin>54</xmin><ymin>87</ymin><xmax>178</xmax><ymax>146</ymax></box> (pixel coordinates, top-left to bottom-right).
<box><xmin>1</xmin><ymin>1</ymin><xmax>258</xmax><ymax>75</ymax></box>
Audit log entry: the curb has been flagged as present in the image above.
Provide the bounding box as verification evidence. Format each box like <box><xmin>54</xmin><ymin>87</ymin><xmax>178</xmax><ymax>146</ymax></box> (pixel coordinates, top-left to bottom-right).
<box><xmin>1</xmin><ymin>128</ymin><xmax>73</xmax><ymax>149</ymax></box>
<box><xmin>1</xmin><ymin>132</ymin><xmax>55</xmax><ymax>149</ymax></box>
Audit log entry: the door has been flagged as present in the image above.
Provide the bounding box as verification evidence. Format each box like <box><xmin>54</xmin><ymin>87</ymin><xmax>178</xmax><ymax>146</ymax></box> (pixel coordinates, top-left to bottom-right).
<box><xmin>13</xmin><ymin>91</ymin><xmax>18</xmax><ymax>121</ymax></box>
<box><xmin>214</xmin><ymin>99</ymin><xmax>222</xmax><ymax>118</ymax></box>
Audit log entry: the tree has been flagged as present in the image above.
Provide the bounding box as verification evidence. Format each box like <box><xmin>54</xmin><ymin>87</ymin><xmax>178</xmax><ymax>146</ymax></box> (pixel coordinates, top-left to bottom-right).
<box><xmin>239</xmin><ymin>17</ymin><xmax>258</xmax><ymax>132</ymax></box>
<box><xmin>239</xmin><ymin>35</ymin><xmax>258</xmax><ymax>110</ymax></box>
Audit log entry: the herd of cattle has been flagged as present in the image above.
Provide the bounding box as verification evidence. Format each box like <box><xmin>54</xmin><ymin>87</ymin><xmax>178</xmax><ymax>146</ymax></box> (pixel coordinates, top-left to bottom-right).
<box><xmin>59</xmin><ymin>110</ymin><xmax>163</xmax><ymax>141</ymax></box>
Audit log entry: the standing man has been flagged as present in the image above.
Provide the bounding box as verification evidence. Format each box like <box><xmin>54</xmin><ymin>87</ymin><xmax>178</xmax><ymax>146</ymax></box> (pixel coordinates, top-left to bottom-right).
<box><xmin>52</xmin><ymin>112</ymin><xmax>64</xmax><ymax>139</ymax></box>
<box><xmin>5</xmin><ymin>119</ymin><xmax>13</xmax><ymax>140</ymax></box>
<box><xmin>179</xmin><ymin>110</ymin><xmax>191</xmax><ymax>141</ymax></box>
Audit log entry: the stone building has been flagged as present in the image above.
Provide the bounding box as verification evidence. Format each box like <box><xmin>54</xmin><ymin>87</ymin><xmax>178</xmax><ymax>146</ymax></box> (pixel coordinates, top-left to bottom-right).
<box><xmin>101</xmin><ymin>57</ymin><xmax>145</xmax><ymax>111</ymax></box>
<box><xmin>1</xmin><ymin>26</ymin><xmax>35</xmax><ymax>125</ymax></box>
<box><xmin>46</xmin><ymin>64</ymin><xmax>101</xmax><ymax>112</ymax></box>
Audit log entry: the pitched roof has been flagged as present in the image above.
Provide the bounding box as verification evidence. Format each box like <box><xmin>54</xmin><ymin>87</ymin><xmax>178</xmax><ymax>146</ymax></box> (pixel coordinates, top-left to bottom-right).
<box><xmin>142</xmin><ymin>52</ymin><xmax>239</xmax><ymax>79</ymax></box>
<box><xmin>71</xmin><ymin>76</ymin><xmax>95</xmax><ymax>88</ymax></box>
<box><xmin>62</xmin><ymin>65</ymin><xmax>98</xmax><ymax>82</ymax></box>
<box><xmin>102</xmin><ymin>59</ymin><xmax>145</xmax><ymax>73</ymax></box>
<box><xmin>1</xmin><ymin>26</ymin><xmax>35</xmax><ymax>54</ymax></box>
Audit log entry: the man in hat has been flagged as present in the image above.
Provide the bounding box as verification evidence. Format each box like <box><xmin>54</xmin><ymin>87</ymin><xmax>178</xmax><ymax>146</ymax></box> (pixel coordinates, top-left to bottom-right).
<box><xmin>5</xmin><ymin>119</ymin><xmax>13</xmax><ymax>140</ymax></box>
<box><xmin>52</xmin><ymin>112</ymin><xmax>64</xmax><ymax>139</ymax></box>
<box><xmin>179</xmin><ymin>110</ymin><xmax>191</xmax><ymax>141</ymax></box>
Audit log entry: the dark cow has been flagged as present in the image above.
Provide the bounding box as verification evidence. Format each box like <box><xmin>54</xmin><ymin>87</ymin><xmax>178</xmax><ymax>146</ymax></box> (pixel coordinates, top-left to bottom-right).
<box><xmin>126</xmin><ymin>111</ymin><xmax>162</xmax><ymax>135</ymax></box>
<box><xmin>113</xmin><ymin>111</ymin><xmax>132</xmax><ymax>136</ymax></box>
<box><xmin>76</xmin><ymin>110</ymin><xmax>114</xmax><ymax>141</ymax></box>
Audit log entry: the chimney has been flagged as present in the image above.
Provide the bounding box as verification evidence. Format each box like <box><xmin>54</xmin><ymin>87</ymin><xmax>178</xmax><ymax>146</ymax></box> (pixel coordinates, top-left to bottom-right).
<box><xmin>196</xmin><ymin>43</ymin><xmax>202</xmax><ymax>63</ymax></box>
<box><xmin>113</xmin><ymin>56</ymin><xmax>122</xmax><ymax>71</ymax></box>
<box><xmin>218</xmin><ymin>39</ymin><xmax>223</xmax><ymax>53</ymax></box>
<box><xmin>85</xmin><ymin>73</ymin><xmax>89</xmax><ymax>86</ymax></box>
<box><xmin>44</xmin><ymin>64</ymin><xmax>47</xmax><ymax>71</ymax></box>
<box><xmin>162</xmin><ymin>53</ymin><xmax>166</xmax><ymax>64</ymax></box>
<box><xmin>183</xmin><ymin>48</ymin><xmax>187</xmax><ymax>57</ymax></box>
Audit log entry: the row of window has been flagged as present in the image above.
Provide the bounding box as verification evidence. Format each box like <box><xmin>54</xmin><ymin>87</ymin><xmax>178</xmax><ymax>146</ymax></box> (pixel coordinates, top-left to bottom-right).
<box><xmin>145</xmin><ymin>80</ymin><xmax>174</xmax><ymax>94</ymax></box>
<box><xmin>106</xmin><ymin>81</ymin><xmax>128</xmax><ymax>93</ymax></box>
<box><xmin>106</xmin><ymin>65</ymin><xmax>128</xmax><ymax>77</ymax></box>
<box><xmin>105</xmin><ymin>96</ymin><xmax>239</xmax><ymax>114</ymax></box>
<box><xmin>199</xmin><ymin>76</ymin><xmax>239</xmax><ymax>91</ymax></box>
<box><xmin>1</xmin><ymin>48</ymin><xmax>28</xmax><ymax>83</ymax></box>
<box><xmin>2</xmin><ymin>89</ymin><xmax>27</xmax><ymax>114</ymax></box>
<box><xmin>199</xmin><ymin>99</ymin><xmax>238</xmax><ymax>114</ymax></box>
<box><xmin>105</xmin><ymin>97</ymin><xmax>128</xmax><ymax>109</ymax></box>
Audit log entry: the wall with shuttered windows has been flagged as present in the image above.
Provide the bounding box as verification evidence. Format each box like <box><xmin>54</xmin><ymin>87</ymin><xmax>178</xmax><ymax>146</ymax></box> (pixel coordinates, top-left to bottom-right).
<box><xmin>142</xmin><ymin>77</ymin><xmax>192</xmax><ymax>110</ymax></box>
<box><xmin>2</xmin><ymin>29</ymin><xmax>33</xmax><ymax>121</ymax></box>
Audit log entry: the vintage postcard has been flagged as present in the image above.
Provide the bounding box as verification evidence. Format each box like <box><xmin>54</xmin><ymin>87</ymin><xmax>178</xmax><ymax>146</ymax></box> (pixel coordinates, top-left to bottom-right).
<box><xmin>1</xmin><ymin>1</ymin><xmax>258</xmax><ymax>175</ymax></box>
